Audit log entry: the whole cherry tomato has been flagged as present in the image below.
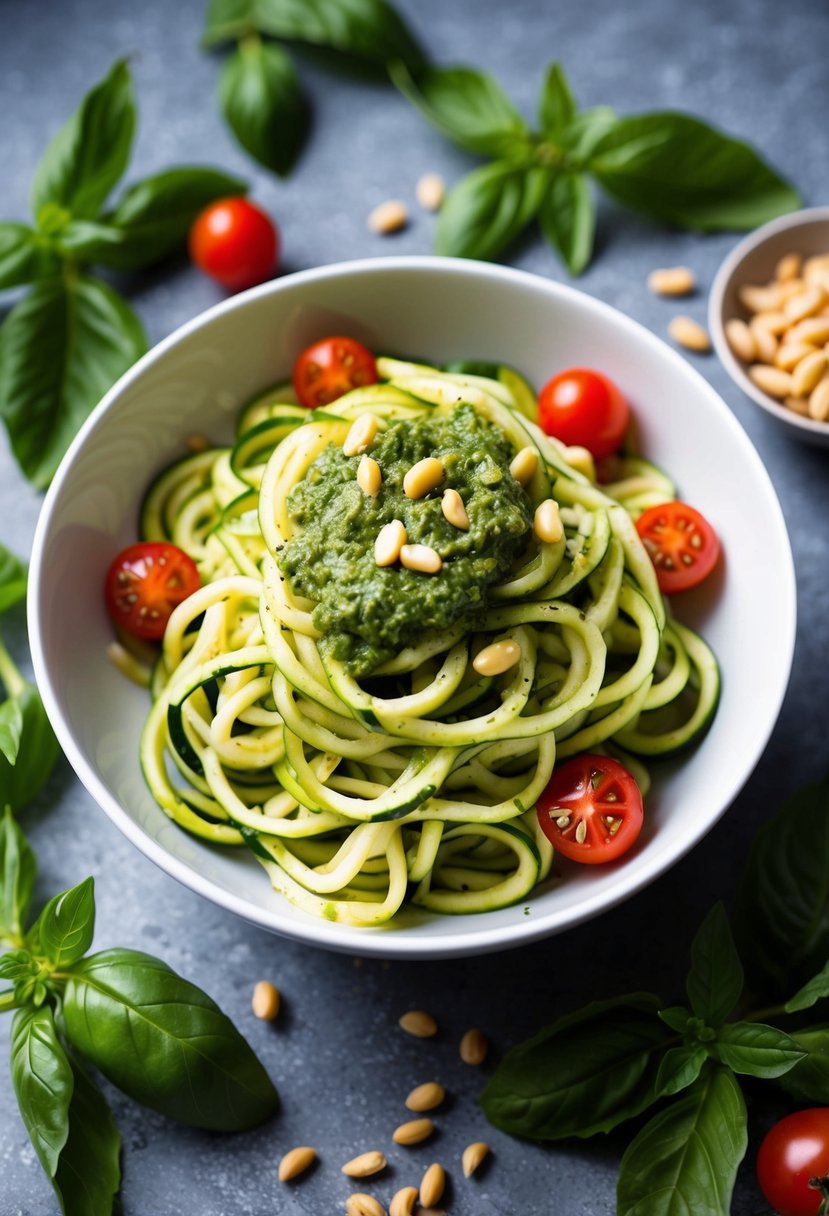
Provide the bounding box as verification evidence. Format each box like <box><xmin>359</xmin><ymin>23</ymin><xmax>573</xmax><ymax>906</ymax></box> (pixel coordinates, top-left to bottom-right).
<box><xmin>105</xmin><ymin>542</ymin><xmax>200</xmax><ymax>641</ymax></box>
<box><xmin>757</xmin><ymin>1109</ymin><xmax>829</xmax><ymax>1216</ymax></box>
<box><xmin>635</xmin><ymin>501</ymin><xmax>721</xmax><ymax>595</ymax></box>
<box><xmin>536</xmin><ymin>754</ymin><xmax>644</xmax><ymax>864</ymax></box>
<box><xmin>538</xmin><ymin>368</ymin><xmax>630</xmax><ymax>459</ymax></box>
<box><xmin>293</xmin><ymin>336</ymin><xmax>379</xmax><ymax>407</ymax></box>
<box><xmin>188</xmin><ymin>197</ymin><xmax>278</xmax><ymax>291</ymax></box>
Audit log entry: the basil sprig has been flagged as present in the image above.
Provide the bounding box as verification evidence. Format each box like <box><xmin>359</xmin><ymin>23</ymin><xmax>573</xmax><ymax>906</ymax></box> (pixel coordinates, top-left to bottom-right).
<box><xmin>0</xmin><ymin>60</ymin><xmax>247</xmax><ymax>488</ymax></box>
<box><xmin>393</xmin><ymin>59</ymin><xmax>800</xmax><ymax>274</ymax></box>
<box><xmin>203</xmin><ymin>0</ymin><xmax>424</xmax><ymax>176</ymax></box>
<box><xmin>483</xmin><ymin>775</ymin><xmax>829</xmax><ymax>1215</ymax></box>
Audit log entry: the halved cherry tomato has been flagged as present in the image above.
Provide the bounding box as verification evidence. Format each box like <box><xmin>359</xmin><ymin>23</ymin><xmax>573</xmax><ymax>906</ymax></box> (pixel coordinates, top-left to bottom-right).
<box><xmin>188</xmin><ymin>197</ymin><xmax>278</xmax><ymax>291</ymax></box>
<box><xmin>538</xmin><ymin>368</ymin><xmax>630</xmax><ymax>459</ymax></box>
<box><xmin>756</xmin><ymin>1108</ymin><xmax>829</xmax><ymax>1216</ymax></box>
<box><xmin>105</xmin><ymin>542</ymin><xmax>200</xmax><ymax>641</ymax></box>
<box><xmin>536</xmin><ymin>754</ymin><xmax>644</xmax><ymax>864</ymax></box>
<box><xmin>293</xmin><ymin>336</ymin><xmax>379</xmax><ymax>407</ymax></box>
<box><xmin>635</xmin><ymin>501</ymin><xmax>720</xmax><ymax>595</ymax></box>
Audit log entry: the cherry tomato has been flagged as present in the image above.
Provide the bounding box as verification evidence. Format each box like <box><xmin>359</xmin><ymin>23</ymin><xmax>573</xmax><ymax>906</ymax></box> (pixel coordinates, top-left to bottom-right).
<box><xmin>538</xmin><ymin>368</ymin><xmax>630</xmax><ymax>459</ymax></box>
<box><xmin>635</xmin><ymin>501</ymin><xmax>721</xmax><ymax>595</ymax></box>
<box><xmin>536</xmin><ymin>754</ymin><xmax>644</xmax><ymax>864</ymax></box>
<box><xmin>105</xmin><ymin>542</ymin><xmax>200</xmax><ymax>641</ymax></box>
<box><xmin>293</xmin><ymin>336</ymin><xmax>379</xmax><ymax>407</ymax></box>
<box><xmin>757</xmin><ymin>1109</ymin><xmax>829</xmax><ymax>1216</ymax></box>
<box><xmin>188</xmin><ymin>197</ymin><xmax>278</xmax><ymax>291</ymax></box>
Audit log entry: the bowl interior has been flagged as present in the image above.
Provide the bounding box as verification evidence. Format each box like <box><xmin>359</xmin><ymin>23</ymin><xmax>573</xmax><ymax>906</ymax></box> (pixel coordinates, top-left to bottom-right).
<box><xmin>709</xmin><ymin>208</ymin><xmax>829</xmax><ymax>445</ymax></box>
<box><xmin>30</xmin><ymin>258</ymin><xmax>796</xmax><ymax>958</ymax></box>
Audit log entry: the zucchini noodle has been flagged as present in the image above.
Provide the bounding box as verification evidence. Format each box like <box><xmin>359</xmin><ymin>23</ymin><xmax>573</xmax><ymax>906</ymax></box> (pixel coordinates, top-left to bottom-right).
<box><xmin>137</xmin><ymin>355</ymin><xmax>719</xmax><ymax>926</ymax></box>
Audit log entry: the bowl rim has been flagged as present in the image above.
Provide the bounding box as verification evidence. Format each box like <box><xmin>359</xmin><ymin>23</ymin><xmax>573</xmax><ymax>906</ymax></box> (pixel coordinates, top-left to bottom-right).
<box><xmin>28</xmin><ymin>254</ymin><xmax>797</xmax><ymax>958</ymax></box>
<box><xmin>709</xmin><ymin>205</ymin><xmax>829</xmax><ymax>437</ymax></box>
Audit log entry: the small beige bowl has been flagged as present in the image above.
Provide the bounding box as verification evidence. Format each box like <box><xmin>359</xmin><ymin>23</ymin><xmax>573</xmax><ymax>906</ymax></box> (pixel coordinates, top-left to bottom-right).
<box><xmin>709</xmin><ymin>206</ymin><xmax>829</xmax><ymax>447</ymax></box>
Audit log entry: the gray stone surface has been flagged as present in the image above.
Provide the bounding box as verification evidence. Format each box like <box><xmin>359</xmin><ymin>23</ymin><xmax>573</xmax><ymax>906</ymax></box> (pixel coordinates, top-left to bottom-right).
<box><xmin>1</xmin><ymin>0</ymin><xmax>828</xmax><ymax>1212</ymax></box>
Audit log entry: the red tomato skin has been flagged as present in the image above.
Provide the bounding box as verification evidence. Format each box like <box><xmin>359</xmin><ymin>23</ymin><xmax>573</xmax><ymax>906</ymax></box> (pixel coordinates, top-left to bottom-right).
<box><xmin>536</xmin><ymin>754</ymin><xmax>644</xmax><ymax>864</ymax></box>
<box><xmin>188</xmin><ymin>197</ymin><xmax>278</xmax><ymax>291</ymax></box>
<box><xmin>635</xmin><ymin>501</ymin><xmax>721</xmax><ymax>595</ymax></box>
<box><xmin>538</xmin><ymin>368</ymin><xmax>630</xmax><ymax>459</ymax></box>
<box><xmin>757</xmin><ymin>1109</ymin><xmax>829</xmax><ymax>1216</ymax></box>
<box><xmin>105</xmin><ymin>542</ymin><xmax>200</xmax><ymax>641</ymax></box>
<box><xmin>293</xmin><ymin>336</ymin><xmax>379</xmax><ymax>408</ymax></box>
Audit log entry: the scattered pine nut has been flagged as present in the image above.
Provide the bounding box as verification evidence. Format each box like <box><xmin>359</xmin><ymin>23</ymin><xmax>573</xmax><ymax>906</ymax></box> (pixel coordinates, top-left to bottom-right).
<box><xmin>724</xmin><ymin>318</ymin><xmax>755</xmax><ymax>363</ymax></box>
<box><xmin>564</xmin><ymin>445</ymin><xmax>596</xmax><ymax>480</ymax></box>
<box><xmin>416</xmin><ymin>173</ymin><xmax>445</xmax><ymax>211</ymax></box>
<box><xmin>368</xmin><ymin>199</ymin><xmax>408</xmax><ymax>235</ymax></box>
<box><xmin>784</xmin><ymin>287</ymin><xmax>826</xmax><ymax>324</ymax></box>
<box><xmin>748</xmin><ymin>365</ymin><xmax>793</xmax><ymax>400</ymax></box>
<box><xmin>775</xmin><ymin>342</ymin><xmax>818</xmax><ymax>371</ymax></box>
<box><xmin>389</xmin><ymin>1187</ymin><xmax>419</xmax><ymax>1216</ymax></box>
<box><xmin>791</xmin><ymin>350</ymin><xmax>828</xmax><ymax>398</ymax></box>
<box><xmin>776</xmin><ymin>252</ymin><xmax>802</xmax><ymax>282</ymax></box>
<box><xmin>342</xmin><ymin>1151</ymin><xmax>387</xmax><ymax>1179</ymax></box>
<box><xmin>739</xmin><ymin>283</ymin><xmax>783</xmax><ymax>313</ymax></box>
<box><xmin>472</xmin><ymin>639</ymin><xmax>521</xmax><ymax>677</ymax></box>
<box><xmin>459</xmin><ymin>1027</ymin><xmax>488</xmax><ymax>1065</ymax></box>
<box><xmin>375</xmin><ymin>520</ymin><xmax>407</xmax><ymax>568</ymax></box>
<box><xmin>647</xmin><ymin>266</ymin><xmax>695</xmax><ymax>296</ymax></box>
<box><xmin>753</xmin><ymin>309</ymin><xmax>789</xmax><ymax>336</ymax></box>
<box><xmin>346</xmin><ymin>1194</ymin><xmax>386</xmax><ymax>1216</ymax></box>
<box><xmin>403</xmin><ymin>456</ymin><xmax>444</xmax><ymax>499</ymax></box>
<box><xmin>357</xmin><ymin>455</ymin><xmax>382</xmax><ymax>497</ymax></box>
<box><xmin>441</xmin><ymin>487</ymin><xmax>469</xmax><ymax>530</ymax></box>
<box><xmin>278</xmin><ymin>1146</ymin><xmax>316</xmax><ymax>1182</ymax></box>
<box><xmin>419</xmin><ymin>1163</ymin><xmax>446</xmax><ymax>1209</ymax></box>
<box><xmin>509</xmin><ymin>445</ymin><xmax>538</xmax><ymax>486</ymax></box>
<box><xmin>668</xmin><ymin>315</ymin><xmax>711</xmax><ymax>353</ymax></box>
<box><xmin>808</xmin><ymin>376</ymin><xmax>829</xmax><ymax>421</ymax></box>
<box><xmin>406</xmin><ymin>1081</ymin><xmax>446</xmax><ymax>1112</ymax></box>
<box><xmin>462</xmin><ymin>1141</ymin><xmax>490</xmax><ymax>1178</ymax></box>
<box><xmin>400</xmin><ymin>543</ymin><xmax>442</xmax><ymax>575</ymax></box>
<box><xmin>344</xmin><ymin>413</ymin><xmax>379</xmax><ymax>456</ymax></box>
<box><xmin>786</xmin><ymin>317</ymin><xmax>829</xmax><ymax>346</ymax></box>
<box><xmin>393</xmin><ymin>1118</ymin><xmax>435</xmax><ymax>1146</ymax></box>
<box><xmin>748</xmin><ymin>316</ymin><xmax>778</xmax><ymax>364</ymax></box>
<box><xmin>534</xmin><ymin>498</ymin><xmax>563</xmax><ymax>544</ymax></box>
<box><xmin>399</xmin><ymin>1010</ymin><xmax>438</xmax><ymax>1038</ymax></box>
<box><xmin>251</xmin><ymin>980</ymin><xmax>280</xmax><ymax>1021</ymax></box>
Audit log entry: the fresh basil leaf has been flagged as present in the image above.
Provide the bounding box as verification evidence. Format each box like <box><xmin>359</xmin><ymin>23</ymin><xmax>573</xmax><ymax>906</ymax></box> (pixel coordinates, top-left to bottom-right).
<box><xmin>686</xmin><ymin>902</ymin><xmax>744</xmax><ymax>1026</ymax></box>
<box><xmin>203</xmin><ymin>0</ymin><xmax>255</xmax><ymax>46</ymax></box>
<box><xmin>777</xmin><ymin>1025</ymin><xmax>829</xmax><ymax>1103</ymax></box>
<box><xmin>481</xmin><ymin>994</ymin><xmax>673</xmax><ymax>1140</ymax></box>
<box><xmin>220</xmin><ymin>40</ymin><xmax>308</xmax><ymax>177</ymax></box>
<box><xmin>539</xmin><ymin>172</ymin><xmax>594</xmax><ymax>274</ymax></box>
<box><xmin>654</xmin><ymin>1044</ymin><xmax>707</xmax><ymax>1097</ymax></box>
<box><xmin>658</xmin><ymin>1006</ymin><xmax>691</xmax><ymax>1033</ymax></box>
<box><xmin>538</xmin><ymin>62</ymin><xmax>577</xmax><ymax>136</ymax></box>
<box><xmin>32</xmin><ymin>877</ymin><xmax>95</xmax><ymax>969</ymax></box>
<box><xmin>736</xmin><ymin>772</ymin><xmax>829</xmax><ymax>999</ymax></box>
<box><xmin>253</xmin><ymin>0</ymin><xmax>424</xmax><ymax>67</ymax></box>
<box><xmin>0</xmin><ymin>683</ymin><xmax>61</xmax><ymax>813</ymax></box>
<box><xmin>1</xmin><ymin>807</ymin><xmax>36</xmax><ymax>944</ymax></box>
<box><xmin>30</xmin><ymin>60</ymin><xmax>135</xmax><ymax>222</ymax></box>
<box><xmin>0</xmin><ymin>274</ymin><xmax>146</xmax><ymax>488</ymax></box>
<box><xmin>0</xmin><ymin>543</ymin><xmax>28</xmax><ymax>615</ymax></box>
<box><xmin>55</xmin><ymin>1051</ymin><xmax>122</xmax><ymax>1215</ymax></box>
<box><xmin>714</xmin><ymin>1021</ymin><xmax>805</xmax><ymax>1079</ymax></box>
<box><xmin>11</xmin><ymin>1004</ymin><xmax>74</xmax><ymax>1179</ymax></box>
<box><xmin>617</xmin><ymin>1066</ymin><xmax>747</xmax><ymax>1216</ymax></box>
<box><xmin>59</xmin><ymin>167</ymin><xmax>248</xmax><ymax>271</ymax></box>
<box><xmin>63</xmin><ymin>948</ymin><xmax>278</xmax><ymax>1130</ymax></box>
<box><xmin>436</xmin><ymin>162</ymin><xmax>549</xmax><ymax>262</ymax></box>
<box><xmin>0</xmin><ymin>224</ymin><xmax>57</xmax><ymax>290</ymax></box>
<box><xmin>392</xmin><ymin>63</ymin><xmax>529</xmax><ymax>158</ymax></box>
<box><xmin>588</xmin><ymin>111</ymin><xmax>800</xmax><ymax>231</ymax></box>
<box><xmin>0</xmin><ymin>699</ymin><xmax>24</xmax><ymax>765</ymax></box>
<box><xmin>785</xmin><ymin>959</ymin><xmax>829</xmax><ymax>1013</ymax></box>
<box><xmin>560</xmin><ymin>106</ymin><xmax>618</xmax><ymax>164</ymax></box>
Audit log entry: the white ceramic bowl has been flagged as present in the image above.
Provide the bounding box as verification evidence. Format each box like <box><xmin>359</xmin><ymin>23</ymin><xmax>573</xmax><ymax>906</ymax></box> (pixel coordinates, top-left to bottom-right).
<box><xmin>709</xmin><ymin>206</ymin><xmax>829</xmax><ymax>446</ymax></box>
<box><xmin>29</xmin><ymin>257</ymin><xmax>796</xmax><ymax>959</ymax></box>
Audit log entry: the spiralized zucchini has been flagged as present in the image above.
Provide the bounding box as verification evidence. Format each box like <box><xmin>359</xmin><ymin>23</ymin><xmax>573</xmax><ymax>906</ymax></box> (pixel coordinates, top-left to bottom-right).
<box><xmin>137</xmin><ymin>356</ymin><xmax>719</xmax><ymax>926</ymax></box>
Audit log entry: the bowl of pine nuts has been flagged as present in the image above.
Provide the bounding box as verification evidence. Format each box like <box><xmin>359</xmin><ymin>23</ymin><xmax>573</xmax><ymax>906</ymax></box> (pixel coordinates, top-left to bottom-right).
<box><xmin>709</xmin><ymin>207</ymin><xmax>829</xmax><ymax>445</ymax></box>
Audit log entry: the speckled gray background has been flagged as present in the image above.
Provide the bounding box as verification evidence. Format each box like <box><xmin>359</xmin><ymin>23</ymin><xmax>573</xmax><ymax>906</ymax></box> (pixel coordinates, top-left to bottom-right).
<box><xmin>2</xmin><ymin>0</ymin><xmax>829</xmax><ymax>1212</ymax></box>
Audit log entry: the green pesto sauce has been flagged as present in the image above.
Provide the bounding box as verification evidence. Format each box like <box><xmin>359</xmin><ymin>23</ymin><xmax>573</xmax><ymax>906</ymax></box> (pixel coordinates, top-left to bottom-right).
<box><xmin>278</xmin><ymin>405</ymin><xmax>533</xmax><ymax>675</ymax></box>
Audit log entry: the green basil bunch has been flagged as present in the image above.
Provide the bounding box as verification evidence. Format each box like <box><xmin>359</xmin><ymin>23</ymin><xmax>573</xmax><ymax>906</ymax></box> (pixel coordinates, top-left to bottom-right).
<box><xmin>482</xmin><ymin>772</ymin><xmax>829</xmax><ymax>1215</ymax></box>
<box><xmin>393</xmin><ymin>60</ymin><xmax>801</xmax><ymax>274</ymax></box>
<box><xmin>202</xmin><ymin>0</ymin><xmax>424</xmax><ymax>175</ymax></box>
<box><xmin>0</xmin><ymin>60</ymin><xmax>247</xmax><ymax>488</ymax></box>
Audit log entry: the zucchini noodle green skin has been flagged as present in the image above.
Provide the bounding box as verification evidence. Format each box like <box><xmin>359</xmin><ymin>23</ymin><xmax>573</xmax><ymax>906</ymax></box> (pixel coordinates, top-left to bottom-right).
<box><xmin>138</xmin><ymin>361</ymin><xmax>719</xmax><ymax>927</ymax></box>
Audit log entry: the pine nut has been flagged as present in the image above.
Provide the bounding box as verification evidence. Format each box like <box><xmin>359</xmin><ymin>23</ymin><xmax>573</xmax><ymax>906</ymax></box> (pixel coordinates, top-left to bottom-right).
<box><xmin>358</xmin><ymin>455</ymin><xmax>382</xmax><ymax>497</ymax></box>
<box><xmin>278</xmin><ymin>1146</ymin><xmax>316</xmax><ymax>1182</ymax></box>
<box><xmin>472</xmin><ymin>640</ymin><xmax>521</xmax><ymax>677</ymax></box>
<box><xmin>509</xmin><ymin>445</ymin><xmax>538</xmax><ymax>485</ymax></box>
<box><xmin>748</xmin><ymin>316</ymin><xmax>778</xmax><ymax>364</ymax></box>
<box><xmin>784</xmin><ymin>288</ymin><xmax>826</xmax><ymax>324</ymax></box>
<box><xmin>393</xmin><ymin>1118</ymin><xmax>435</xmax><ymax>1146</ymax></box>
<box><xmin>647</xmin><ymin>266</ymin><xmax>695</xmax><ymax>296</ymax></box>
<box><xmin>344</xmin><ymin>413</ymin><xmax>379</xmax><ymax>456</ymax></box>
<box><xmin>400</xmin><ymin>544</ymin><xmax>442</xmax><ymax>574</ymax></box>
<box><xmin>808</xmin><ymin>376</ymin><xmax>829</xmax><ymax>421</ymax></box>
<box><xmin>739</xmin><ymin>284</ymin><xmax>783</xmax><ymax>312</ymax></box>
<box><xmin>346</xmin><ymin>1194</ymin><xmax>386</xmax><ymax>1216</ymax></box>
<box><xmin>459</xmin><ymin>1027</ymin><xmax>488</xmax><ymax>1065</ymax></box>
<box><xmin>375</xmin><ymin>520</ymin><xmax>407</xmax><ymax>567</ymax></box>
<box><xmin>786</xmin><ymin>317</ymin><xmax>829</xmax><ymax>346</ymax></box>
<box><xmin>399</xmin><ymin>1010</ymin><xmax>438</xmax><ymax>1037</ymax></box>
<box><xmin>775</xmin><ymin>342</ymin><xmax>818</xmax><ymax>371</ymax></box>
<box><xmin>462</xmin><ymin>1141</ymin><xmax>490</xmax><ymax>1178</ymax></box>
<box><xmin>776</xmin><ymin>253</ymin><xmax>802</xmax><ymax>282</ymax></box>
<box><xmin>390</xmin><ymin>1187</ymin><xmax>419</xmax><ymax>1216</ymax></box>
<box><xmin>252</xmin><ymin>980</ymin><xmax>280</xmax><ymax>1020</ymax></box>
<box><xmin>406</xmin><ymin>1081</ymin><xmax>446</xmax><ymax>1112</ymax></box>
<box><xmin>804</xmin><ymin>255</ymin><xmax>829</xmax><ymax>284</ymax></box>
<box><xmin>403</xmin><ymin>457</ymin><xmax>444</xmax><ymax>499</ymax></box>
<box><xmin>668</xmin><ymin>315</ymin><xmax>711</xmax><ymax>352</ymax></box>
<box><xmin>754</xmin><ymin>310</ymin><xmax>790</xmax><ymax>336</ymax></box>
<box><xmin>441</xmin><ymin>487</ymin><xmax>469</xmax><ymax>530</ymax></box>
<box><xmin>416</xmin><ymin>173</ymin><xmax>445</xmax><ymax>211</ymax></box>
<box><xmin>419</xmin><ymin>1163</ymin><xmax>446</xmax><ymax>1209</ymax></box>
<box><xmin>342</xmin><ymin>1151</ymin><xmax>387</xmax><ymax>1179</ymax></box>
<box><xmin>784</xmin><ymin>394</ymin><xmax>810</xmax><ymax>417</ymax></box>
<box><xmin>368</xmin><ymin>199</ymin><xmax>408</xmax><ymax>235</ymax></box>
<box><xmin>792</xmin><ymin>350</ymin><xmax>828</xmax><ymax>398</ymax></box>
<box><xmin>534</xmin><ymin>498</ymin><xmax>563</xmax><ymax>544</ymax></box>
<box><xmin>748</xmin><ymin>365</ymin><xmax>793</xmax><ymax>399</ymax></box>
<box><xmin>724</xmin><ymin>318</ymin><xmax>755</xmax><ymax>363</ymax></box>
<box><xmin>564</xmin><ymin>445</ymin><xmax>596</xmax><ymax>480</ymax></box>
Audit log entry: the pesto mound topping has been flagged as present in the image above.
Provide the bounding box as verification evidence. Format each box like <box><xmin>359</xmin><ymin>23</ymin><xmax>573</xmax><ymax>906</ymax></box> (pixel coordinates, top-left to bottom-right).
<box><xmin>278</xmin><ymin>405</ymin><xmax>534</xmax><ymax>675</ymax></box>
